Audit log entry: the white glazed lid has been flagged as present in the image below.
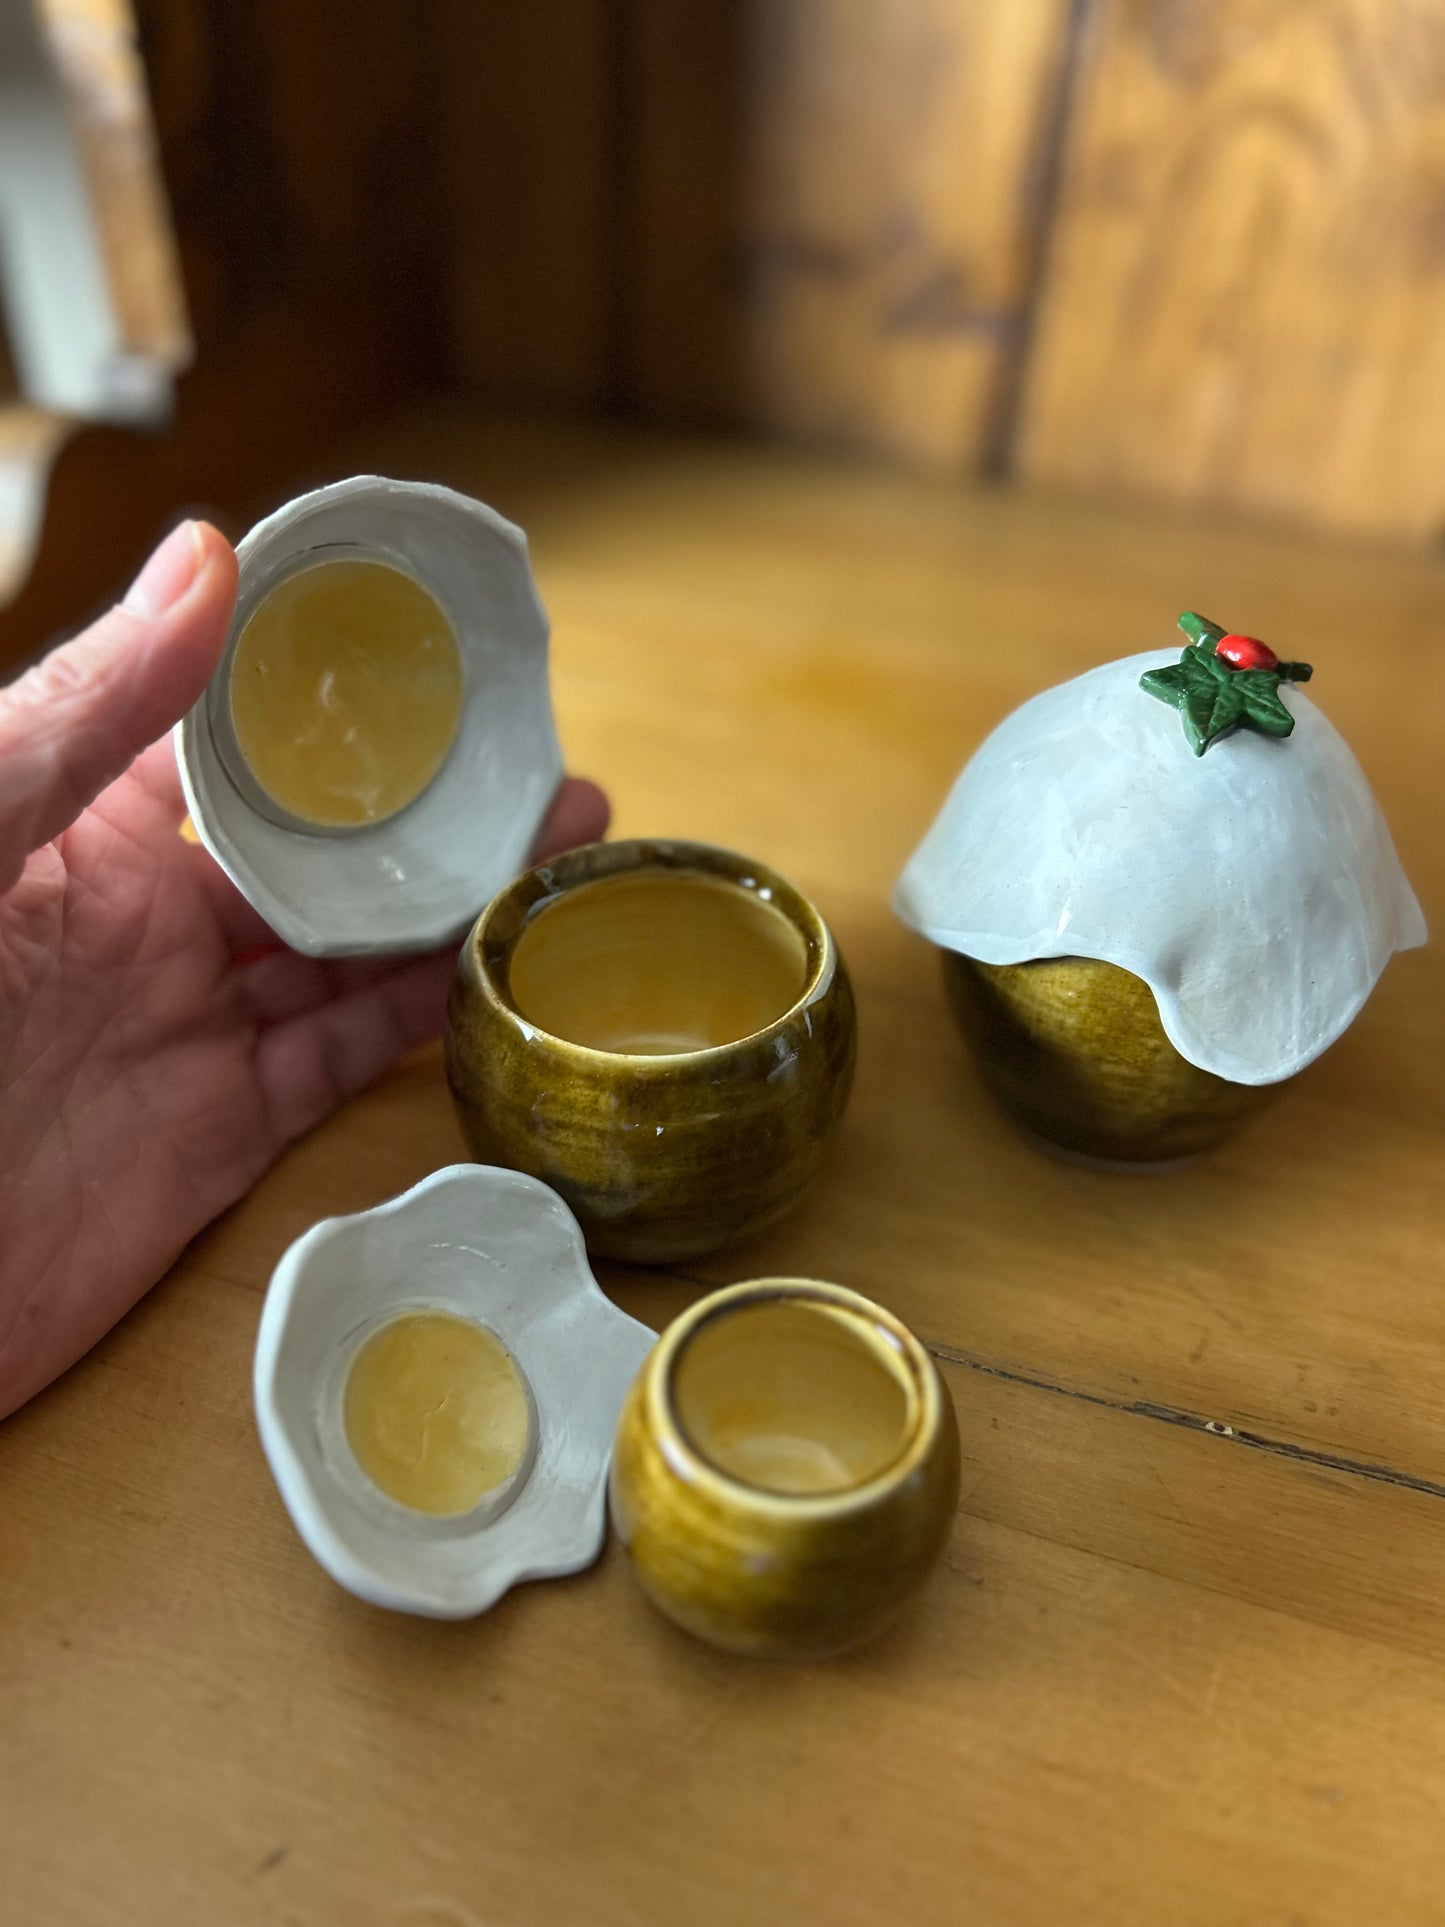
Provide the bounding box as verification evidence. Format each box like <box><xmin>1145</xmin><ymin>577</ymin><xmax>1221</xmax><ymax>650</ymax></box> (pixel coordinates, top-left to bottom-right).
<box><xmin>254</xmin><ymin>1164</ymin><xmax>656</xmax><ymax>1619</ymax></box>
<box><xmin>176</xmin><ymin>477</ymin><xmax>563</xmax><ymax>958</ymax></box>
<box><xmin>895</xmin><ymin>650</ymin><xmax>1426</xmax><ymax>1086</ymax></box>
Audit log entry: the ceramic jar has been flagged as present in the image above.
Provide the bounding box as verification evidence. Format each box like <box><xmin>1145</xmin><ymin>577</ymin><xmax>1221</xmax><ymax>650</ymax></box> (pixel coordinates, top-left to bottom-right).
<box><xmin>445</xmin><ymin>840</ymin><xmax>857</xmax><ymax>1263</ymax></box>
<box><xmin>895</xmin><ymin>642</ymin><xmax>1425</xmax><ymax>1167</ymax></box>
<box><xmin>610</xmin><ymin>1278</ymin><xmax>960</xmax><ymax>1659</ymax></box>
<box><xmin>943</xmin><ymin>954</ymin><xmax>1280</xmax><ymax>1166</ymax></box>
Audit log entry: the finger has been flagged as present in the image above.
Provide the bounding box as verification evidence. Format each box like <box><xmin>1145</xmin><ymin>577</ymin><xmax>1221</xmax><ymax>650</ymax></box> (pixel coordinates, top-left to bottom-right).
<box><xmin>256</xmin><ymin>951</ymin><xmax>456</xmax><ymax>1149</ymax></box>
<box><xmin>0</xmin><ymin>522</ymin><xmax>238</xmax><ymax>895</ymax></box>
<box><xmin>531</xmin><ymin>775</ymin><xmax>609</xmax><ymax>860</ymax></box>
<box><xmin>237</xmin><ymin>945</ymin><xmax>453</xmax><ymax>1029</ymax></box>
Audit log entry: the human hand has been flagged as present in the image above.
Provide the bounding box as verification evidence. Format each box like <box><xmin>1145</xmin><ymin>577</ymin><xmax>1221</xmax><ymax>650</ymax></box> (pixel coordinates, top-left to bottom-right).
<box><xmin>0</xmin><ymin>521</ymin><xmax>608</xmax><ymax>1419</ymax></box>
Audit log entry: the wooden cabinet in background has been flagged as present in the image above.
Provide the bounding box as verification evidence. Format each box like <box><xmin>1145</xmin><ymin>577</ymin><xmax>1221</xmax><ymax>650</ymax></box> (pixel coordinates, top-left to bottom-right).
<box><xmin>4</xmin><ymin>0</ymin><xmax>1443</xmax><ymax>668</ymax></box>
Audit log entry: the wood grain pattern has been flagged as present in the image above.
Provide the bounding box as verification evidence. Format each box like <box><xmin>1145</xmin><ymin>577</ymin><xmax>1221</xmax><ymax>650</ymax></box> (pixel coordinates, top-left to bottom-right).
<box><xmin>674</xmin><ymin>0</ymin><xmax>1074</xmax><ymax>465</ymax></box>
<box><xmin>1017</xmin><ymin>0</ymin><xmax>1445</xmax><ymax>538</ymax></box>
<box><xmin>440</xmin><ymin>0</ymin><xmax>1071</xmax><ymax>453</ymax></box>
<box><xmin>437</xmin><ymin>0</ymin><xmax>618</xmax><ymax>406</ymax></box>
<box><xmin>617</xmin><ymin>0</ymin><xmax>747</xmax><ymax>421</ymax></box>
<box><xmin>3</xmin><ymin>410</ymin><xmax>1442</xmax><ymax>1922</ymax></box>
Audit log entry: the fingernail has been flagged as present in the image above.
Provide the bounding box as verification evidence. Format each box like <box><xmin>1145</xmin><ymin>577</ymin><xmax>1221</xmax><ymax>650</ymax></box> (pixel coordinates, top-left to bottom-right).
<box><xmin>123</xmin><ymin>521</ymin><xmax>203</xmax><ymax>618</ymax></box>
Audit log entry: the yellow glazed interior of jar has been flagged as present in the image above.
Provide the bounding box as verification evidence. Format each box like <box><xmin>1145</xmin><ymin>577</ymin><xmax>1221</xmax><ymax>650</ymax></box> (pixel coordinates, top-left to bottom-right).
<box><xmin>229</xmin><ymin>557</ymin><xmax>464</xmax><ymax>828</ymax></box>
<box><xmin>506</xmin><ymin>869</ymin><xmax>809</xmax><ymax>1054</ymax></box>
<box><xmin>343</xmin><ymin>1311</ymin><xmax>531</xmax><ymax>1517</ymax></box>
<box><xmin>670</xmin><ymin>1299</ymin><xmax>916</xmax><ymax>1495</ymax></box>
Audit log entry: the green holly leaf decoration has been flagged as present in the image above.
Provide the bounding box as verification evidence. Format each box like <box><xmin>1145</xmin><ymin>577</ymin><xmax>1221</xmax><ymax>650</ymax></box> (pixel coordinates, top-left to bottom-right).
<box><xmin>1139</xmin><ymin>614</ymin><xmax>1314</xmax><ymax>756</ymax></box>
<box><xmin>1176</xmin><ymin>611</ymin><xmax>1227</xmax><ymax>650</ymax></box>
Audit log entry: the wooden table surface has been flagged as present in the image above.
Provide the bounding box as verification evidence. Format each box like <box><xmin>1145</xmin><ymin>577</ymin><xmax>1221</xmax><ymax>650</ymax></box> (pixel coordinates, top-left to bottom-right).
<box><xmin>4</xmin><ymin>413</ymin><xmax>1443</xmax><ymax>1926</ymax></box>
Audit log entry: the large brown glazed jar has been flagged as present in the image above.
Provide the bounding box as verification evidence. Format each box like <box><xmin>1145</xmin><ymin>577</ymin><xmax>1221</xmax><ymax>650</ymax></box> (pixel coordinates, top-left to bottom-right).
<box><xmin>445</xmin><ymin>840</ymin><xmax>857</xmax><ymax>1263</ymax></box>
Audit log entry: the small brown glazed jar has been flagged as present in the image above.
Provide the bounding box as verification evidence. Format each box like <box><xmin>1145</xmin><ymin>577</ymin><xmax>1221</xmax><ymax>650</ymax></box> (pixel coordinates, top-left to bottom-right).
<box><xmin>944</xmin><ymin>954</ymin><xmax>1280</xmax><ymax>1167</ymax></box>
<box><xmin>610</xmin><ymin>1278</ymin><xmax>961</xmax><ymax>1660</ymax></box>
<box><xmin>445</xmin><ymin>840</ymin><xmax>856</xmax><ymax>1263</ymax></box>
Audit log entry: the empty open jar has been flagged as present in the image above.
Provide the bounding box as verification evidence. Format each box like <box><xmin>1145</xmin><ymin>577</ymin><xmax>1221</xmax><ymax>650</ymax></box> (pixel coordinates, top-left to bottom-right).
<box><xmin>445</xmin><ymin>840</ymin><xmax>857</xmax><ymax>1262</ymax></box>
<box><xmin>610</xmin><ymin>1279</ymin><xmax>960</xmax><ymax>1659</ymax></box>
<box><xmin>177</xmin><ymin>477</ymin><xmax>563</xmax><ymax>956</ymax></box>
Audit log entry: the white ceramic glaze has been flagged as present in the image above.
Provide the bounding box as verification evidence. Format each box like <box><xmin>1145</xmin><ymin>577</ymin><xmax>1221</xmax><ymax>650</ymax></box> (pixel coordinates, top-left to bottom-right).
<box><xmin>177</xmin><ymin>477</ymin><xmax>563</xmax><ymax>957</ymax></box>
<box><xmin>895</xmin><ymin>651</ymin><xmax>1426</xmax><ymax>1085</ymax></box>
<box><xmin>253</xmin><ymin>1164</ymin><xmax>656</xmax><ymax>1618</ymax></box>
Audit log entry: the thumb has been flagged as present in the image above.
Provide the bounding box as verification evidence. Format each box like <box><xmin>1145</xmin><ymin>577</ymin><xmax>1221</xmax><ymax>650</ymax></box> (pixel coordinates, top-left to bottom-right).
<box><xmin>0</xmin><ymin>520</ymin><xmax>238</xmax><ymax>893</ymax></box>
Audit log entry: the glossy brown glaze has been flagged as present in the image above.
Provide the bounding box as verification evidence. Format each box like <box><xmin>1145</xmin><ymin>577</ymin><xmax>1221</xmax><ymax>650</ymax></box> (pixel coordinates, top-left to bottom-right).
<box><xmin>944</xmin><ymin>953</ymin><xmax>1281</xmax><ymax>1166</ymax></box>
<box><xmin>609</xmin><ymin>1280</ymin><xmax>961</xmax><ymax>1660</ymax></box>
<box><xmin>445</xmin><ymin>841</ymin><xmax>857</xmax><ymax>1262</ymax></box>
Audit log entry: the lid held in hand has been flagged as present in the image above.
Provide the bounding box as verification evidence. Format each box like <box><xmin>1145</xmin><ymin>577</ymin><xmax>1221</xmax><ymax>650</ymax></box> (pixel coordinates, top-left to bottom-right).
<box><xmin>176</xmin><ymin>476</ymin><xmax>562</xmax><ymax>957</ymax></box>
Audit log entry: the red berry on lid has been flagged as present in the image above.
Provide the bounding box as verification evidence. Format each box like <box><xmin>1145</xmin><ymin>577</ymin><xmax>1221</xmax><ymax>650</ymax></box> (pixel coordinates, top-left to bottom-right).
<box><xmin>1215</xmin><ymin>633</ymin><xmax>1277</xmax><ymax>672</ymax></box>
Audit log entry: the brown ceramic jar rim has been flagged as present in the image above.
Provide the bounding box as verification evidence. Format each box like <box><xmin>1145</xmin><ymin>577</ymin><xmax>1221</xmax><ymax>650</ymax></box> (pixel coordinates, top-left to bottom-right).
<box><xmin>466</xmin><ymin>838</ymin><xmax>838</xmax><ymax>1066</ymax></box>
<box><xmin>649</xmin><ymin>1278</ymin><xmax>942</xmax><ymax>1516</ymax></box>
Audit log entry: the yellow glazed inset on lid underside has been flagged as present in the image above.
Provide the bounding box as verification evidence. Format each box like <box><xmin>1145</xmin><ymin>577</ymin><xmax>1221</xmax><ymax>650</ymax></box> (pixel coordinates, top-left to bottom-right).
<box><xmin>343</xmin><ymin>1311</ymin><xmax>531</xmax><ymax>1516</ymax></box>
<box><xmin>671</xmin><ymin>1299</ymin><xmax>916</xmax><ymax>1495</ymax></box>
<box><xmin>229</xmin><ymin>558</ymin><xmax>464</xmax><ymax>828</ymax></box>
<box><xmin>506</xmin><ymin>869</ymin><xmax>809</xmax><ymax>1054</ymax></box>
